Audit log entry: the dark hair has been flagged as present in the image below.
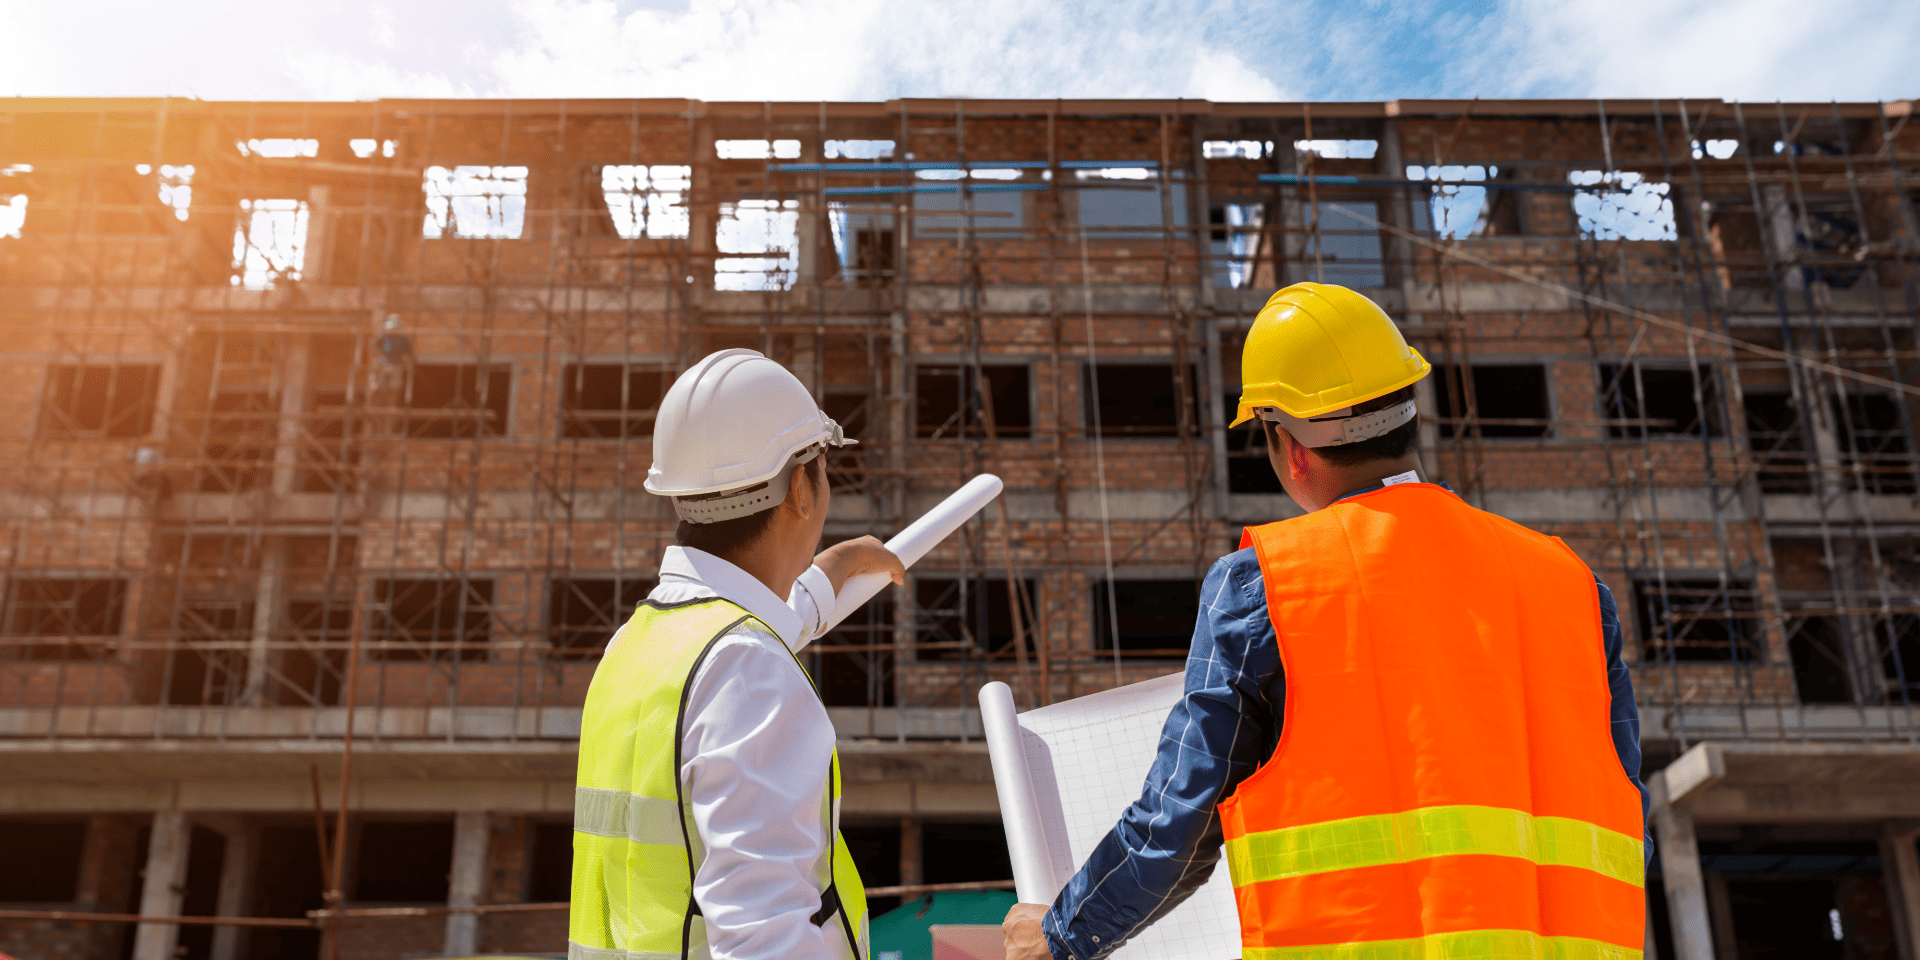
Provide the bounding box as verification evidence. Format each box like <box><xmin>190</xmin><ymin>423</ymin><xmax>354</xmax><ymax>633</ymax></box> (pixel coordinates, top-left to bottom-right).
<box><xmin>1265</xmin><ymin>385</ymin><xmax>1419</xmax><ymax>467</ymax></box>
<box><xmin>673</xmin><ymin>455</ymin><xmax>826</xmax><ymax>559</ymax></box>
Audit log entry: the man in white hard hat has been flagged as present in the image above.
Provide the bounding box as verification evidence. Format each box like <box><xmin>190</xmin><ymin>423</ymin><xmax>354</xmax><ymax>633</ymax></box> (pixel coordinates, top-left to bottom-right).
<box><xmin>570</xmin><ymin>349</ymin><xmax>905</xmax><ymax>960</ymax></box>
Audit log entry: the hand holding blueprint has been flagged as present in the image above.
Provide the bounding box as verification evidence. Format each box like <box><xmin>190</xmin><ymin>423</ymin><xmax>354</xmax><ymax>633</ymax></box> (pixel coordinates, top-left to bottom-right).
<box><xmin>979</xmin><ymin>675</ymin><xmax>1242</xmax><ymax>960</ymax></box>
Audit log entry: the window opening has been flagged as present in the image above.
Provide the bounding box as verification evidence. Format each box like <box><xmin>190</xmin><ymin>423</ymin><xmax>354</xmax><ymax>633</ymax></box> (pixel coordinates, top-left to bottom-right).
<box><xmin>915</xmin><ymin>363</ymin><xmax>1031</xmax><ymax>439</ymax></box>
<box><xmin>0</xmin><ymin>163</ymin><xmax>29</xmax><ymax>238</ymax></box>
<box><xmin>370</xmin><ymin>578</ymin><xmax>492</xmax><ymax>661</ymax></box>
<box><xmin>1</xmin><ymin>577</ymin><xmax>127</xmax><ymax>661</ymax></box>
<box><xmin>1295</xmin><ymin>139</ymin><xmax>1377</xmax><ymax>159</ymax></box>
<box><xmin>1568</xmin><ymin>170</ymin><xmax>1677</xmax><ymax>241</ymax></box>
<box><xmin>1075</xmin><ymin>172</ymin><xmax>1187</xmax><ymax>240</ymax></box>
<box><xmin>548</xmin><ymin>577</ymin><xmax>656</xmax><ymax>658</ymax></box>
<box><xmin>1091</xmin><ymin>578</ymin><xmax>1201</xmax><ymax>656</ymax></box>
<box><xmin>422</xmin><ymin>165</ymin><xmax>528</xmax><ymax>239</ymax></box>
<box><xmin>405</xmin><ymin>363</ymin><xmax>511</xmax><ymax>439</ymax></box>
<box><xmin>822</xmin><ymin>389</ymin><xmax>871</xmax><ymax>492</ymax></box>
<box><xmin>38</xmin><ymin>362</ymin><xmax>159</xmax><ymax>439</ymax></box>
<box><xmin>559</xmin><ymin>365</ymin><xmax>670</xmax><ymax>439</ymax></box>
<box><xmin>352</xmin><ymin>820</ymin><xmax>454</xmax><ymax>902</ymax></box>
<box><xmin>914</xmin><ymin>577</ymin><xmax>1035</xmax><ymax>660</ymax></box>
<box><xmin>1692</xmin><ymin>139</ymin><xmax>1739</xmax><ymax>160</ymax></box>
<box><xmin>231</xmin><ymin>198</ymin><xmax>309</xmax><ymax>289</ymax></box>
<box><xmin>601</xmin><ymin>165</ymin><xmax>691</xmax><ymax>240</ymax></box>
<box><xmin>1409</xmin><ymin>165</ymin><xmax>1487</xmax><ymax>239</ymax></box>
<box><xmin>829</xmin><ymin>203</ymin><xmax>895</xmax><ymax>284</ymax></box>
<box><xmin>716</xmin><ymin>139</ymin><xmax>800</xmax><ymax>160</ymax></box>
<box><xmin>1210</xmin><ymin>202</ymin><xmax>1264</xmax><ymax>289</ymax></box>
<box><xmin>1303</xmin><ymin>201</ymin><xmax>1385</xmax><ymax>286</ymax></box>
<box><xmin>1083</xmin><ymin>363</ymin><xmax>1195</xmax><ymax>438</ymax></box>
<box><xmin>134</xmin><ymin>163</ymin><xmax>193</xmax><ymax>220</ymax></box>
<box><xmin>1633</xmin><ymin>577</ymin><xmax>1759</xmax><ymax>662</ymax></box>
<box><xmin>1430</xmin><ymin>364</ymin><xmax>1551</xmax><ymax>439</ymax></box>
<box><xmin>1598</xmin><ymin>364</ymin><xmax>1721</xmax><ymax>438</ymax></box>
<box><xmin>196</xmin><ymin>388</ymin><xmax>277</xmax><ymax>492</ymax></box>
<box><xmin>1222</xmin><ymin>392</ymin><xmax>1285</xmax><ymax>494</ymax></box>
<box><xmin>1785</xmin><ymin>616</ymin><xmax>1854</xmax><ymax>703</ymax></box>
<box><xmin>0</xmin><ymin>819</ymin><xmax>86</xmax><ymax>901</ymax></box>
<box><xmin>1203</xmin><ymin>140</ymin><xmax>1270</xmax><ymax>159</ymax></box>
<box><xmin>715</xmin><ymin>199</ymin><xmax>799</xmax><ymax>291</ymax></box>
<box><xmin>1882</xmin><ymin>615</ymin><xmax>1920</xmax><ymax>703</ymax></box>
<box><xmin>299</xmin><ymin>387</ymin><xmax>356</xmax><ymax>494</ymax></box>
<box><xmin>236</xmin><ymin>138</ymin><xmax>318</xmax><ymax>158</ymax></box>
<box><xmin>813</xmin><ymin>582</ymin><xmax>894</xmax><ymax>706</ymax></box>
<box><xmin>825</xmin><ymin>139</ymin><xmax>895</xmax><ymax>160</ymax></box>
<box><xmin>163</xmin><ymin>601</ymin><xmax>254</xmax><ymax>706</ymax></box>
<box><xmin>282</xmin><ymin>599</ymin><xmax>349</xmax><ymax>706</ymax></box>
<box><xmin>349</xmin><ymin>139</ymin><xmax>397</xmax><ymax>159</ymax></box>
<box><xmin>527</xmin><ymin>821</ymin><xmax>574</xmax><ymax>902</ymax></box>
<box><xmin>922</xmin><ymin>822</ymin><xmax>1012</xmax><ymax>886</ymax></box>
<box><xmin>1743</xmin><ymin>390</ymin><xmax>1812</xmax><ymax>494</ymax></box>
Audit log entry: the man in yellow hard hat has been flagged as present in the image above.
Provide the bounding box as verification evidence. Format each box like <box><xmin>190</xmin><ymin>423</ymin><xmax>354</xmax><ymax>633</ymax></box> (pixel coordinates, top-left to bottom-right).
<box><xmin>1003</xmin><ymin>283</ymin><xmax>1646</xmax><ymax>960</ymax></box>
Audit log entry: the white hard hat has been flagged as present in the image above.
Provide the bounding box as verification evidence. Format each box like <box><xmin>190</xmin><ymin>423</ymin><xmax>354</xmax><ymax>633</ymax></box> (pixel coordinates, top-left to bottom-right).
<box><xmin>646</xmin><ymin>349</ymin><xmax>855</xmax><ymax>523</ymax></box>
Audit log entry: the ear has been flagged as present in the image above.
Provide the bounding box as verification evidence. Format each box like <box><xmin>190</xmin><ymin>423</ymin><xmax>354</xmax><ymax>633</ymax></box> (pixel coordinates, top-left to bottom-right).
<box><xmin>785</xmin><ymin>461</ymin><xmax>817</xmax><ymax>521</ymax></box>
<box><xmin>1285</xmin><ymin>430</ymin><xmax>1314</xmax><ymax>481</ymax></box>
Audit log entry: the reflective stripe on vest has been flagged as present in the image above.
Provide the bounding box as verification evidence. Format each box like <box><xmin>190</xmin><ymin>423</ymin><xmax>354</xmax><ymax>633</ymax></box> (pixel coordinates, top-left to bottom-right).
<box><xmin>1223</xmin><ymin>483</ymin><xmax>1645</xmax><ymax>959</ymax></box>
<box><xmin>568</xmin><ymin>597</ymin><xmax>869</xmax><ymax>960</ymax></box>
<box><xmin>1225</xmin><ymin>804</ymin><xmax>1643</xmax><ymax>888</ymax></box>
<box><xmin>1242</xmin><ymin>930</ymin><xmax>1641</xmax><ymax>960</ymax></box>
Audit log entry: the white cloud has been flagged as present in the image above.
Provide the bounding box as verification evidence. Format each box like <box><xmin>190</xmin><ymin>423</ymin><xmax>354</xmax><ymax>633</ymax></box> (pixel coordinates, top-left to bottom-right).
<box><xmin>1482</xmin><ymin>0</ymin><xmax>1920</xmax><ymax>101</ymax></box>
<box><xmin>0</xmin><ymin>0</ymin><xmax>1912</xmax><ymax>103</ymax></box>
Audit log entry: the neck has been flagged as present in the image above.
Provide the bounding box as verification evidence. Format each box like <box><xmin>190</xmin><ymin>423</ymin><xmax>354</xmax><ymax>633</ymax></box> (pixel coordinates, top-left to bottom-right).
<box><xmin>717</xmin><ymin>535</ymin><xmax>812</xmax><ymax>600</ymax></box>
<box><xmin>1309</xmin><ymin>452</ymin><xmax>1422</xmax><ymax>508</ymax></box>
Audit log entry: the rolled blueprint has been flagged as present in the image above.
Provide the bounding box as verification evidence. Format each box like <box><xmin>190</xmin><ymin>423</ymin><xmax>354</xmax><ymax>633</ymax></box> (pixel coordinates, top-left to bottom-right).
<box><xmin>979</xmin><ymin>679</ymin><xmax>1057</xmax><ymax>904</ymax></box>
<box><xmin>821</xmin><ymin>473</ymin><xmax>1005</xmax><ymax>633</ymax></box>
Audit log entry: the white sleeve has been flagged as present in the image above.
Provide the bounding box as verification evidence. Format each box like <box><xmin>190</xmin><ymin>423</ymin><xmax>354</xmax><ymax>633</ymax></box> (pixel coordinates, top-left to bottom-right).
<box><xmin>785</xmin><ymin>564</ymin><xmax>835</xmax><ymax>652</ymax></box>
<box><xmin>683</xmin><ymin>631</ymin><xmax>843</xmax><ymax>960</ymax></box>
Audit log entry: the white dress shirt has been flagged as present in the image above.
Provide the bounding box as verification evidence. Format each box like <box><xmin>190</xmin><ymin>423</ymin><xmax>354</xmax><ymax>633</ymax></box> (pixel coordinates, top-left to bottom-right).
<box><xmin>612</xmin><ymin>546</ymin><xmax>846</xmax><ymax>960</ymax></box>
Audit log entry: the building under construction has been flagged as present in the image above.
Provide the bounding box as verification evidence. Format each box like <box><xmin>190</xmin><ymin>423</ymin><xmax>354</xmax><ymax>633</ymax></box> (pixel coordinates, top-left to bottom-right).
<box><xmin>2</xmin><ymin>95</ymin><xmax>1919</xmax><ymax>960</ymax></box>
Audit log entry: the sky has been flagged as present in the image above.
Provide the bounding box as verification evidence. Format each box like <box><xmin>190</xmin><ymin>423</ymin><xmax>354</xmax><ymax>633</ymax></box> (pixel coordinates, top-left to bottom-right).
<box><xmin>1</xmin><ymin>0</ymin><xmax>1916</xmax><ymax>104</ymax></box>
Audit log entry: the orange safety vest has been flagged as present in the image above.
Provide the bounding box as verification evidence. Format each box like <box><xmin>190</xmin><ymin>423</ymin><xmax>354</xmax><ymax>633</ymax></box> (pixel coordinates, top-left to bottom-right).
<box><xmin>1220</xmin><ymin>482</ymin><xmax>1645</xmax><ymax>960</ymax></box>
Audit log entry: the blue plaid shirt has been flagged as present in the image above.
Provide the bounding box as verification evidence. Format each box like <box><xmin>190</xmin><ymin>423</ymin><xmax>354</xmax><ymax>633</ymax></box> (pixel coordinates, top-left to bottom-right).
<box><xmin>1041</xmin><ymin>483</ymin><xmax>1647</xmax><ymax>960</ymax></box>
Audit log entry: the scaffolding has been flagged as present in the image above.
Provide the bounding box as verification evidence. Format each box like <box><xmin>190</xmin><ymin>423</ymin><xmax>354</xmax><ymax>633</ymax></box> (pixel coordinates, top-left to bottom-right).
<box><xmin>1</xmin><ymin>95</ymin><xmax>1919</xmax><ymax>957</ymax></box>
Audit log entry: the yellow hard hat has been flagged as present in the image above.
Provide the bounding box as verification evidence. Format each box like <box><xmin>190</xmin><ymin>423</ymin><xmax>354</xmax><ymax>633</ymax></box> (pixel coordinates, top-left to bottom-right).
<box><xmin>1230</xmin><ymin>282</ymin><xmax>1430</xmax><ymax>428</ymax></box>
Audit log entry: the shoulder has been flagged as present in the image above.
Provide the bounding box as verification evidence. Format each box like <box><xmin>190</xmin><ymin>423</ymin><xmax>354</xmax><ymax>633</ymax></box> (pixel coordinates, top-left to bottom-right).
<box><xmin>1202</xmin><ymin>547</ymin><xmax>1267</xmax><ymax>613</ymax></box>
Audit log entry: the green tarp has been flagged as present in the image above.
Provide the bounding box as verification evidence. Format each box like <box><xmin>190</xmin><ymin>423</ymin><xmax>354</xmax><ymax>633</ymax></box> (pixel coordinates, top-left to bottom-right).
<box><xmin>869</xmin><ymin>890</ymin><xmax>1017</xmax><ymax>960</ymax></box>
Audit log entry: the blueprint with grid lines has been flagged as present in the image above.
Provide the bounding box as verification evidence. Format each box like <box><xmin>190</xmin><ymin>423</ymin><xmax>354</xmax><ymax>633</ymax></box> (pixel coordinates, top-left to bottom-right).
<box><xmin>980</xmin><ymin>675</ymin><xmax>1242</xmax><ymax>960</ymax></box>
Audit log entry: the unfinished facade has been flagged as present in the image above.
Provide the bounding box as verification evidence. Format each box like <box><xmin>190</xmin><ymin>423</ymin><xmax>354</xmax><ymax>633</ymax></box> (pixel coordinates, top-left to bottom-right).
<box><xmin>1</xmin><ymin>95</ymin><xmax>1919</xmax><ymax>960</ymax></box>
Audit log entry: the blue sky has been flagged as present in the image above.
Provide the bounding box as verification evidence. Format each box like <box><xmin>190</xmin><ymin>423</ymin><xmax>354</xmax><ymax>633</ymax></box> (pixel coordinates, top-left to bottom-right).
<box><xmin>2</xmin><ymin>0</ymin><xmax>1915</xmax><ymax>103</ymax></box>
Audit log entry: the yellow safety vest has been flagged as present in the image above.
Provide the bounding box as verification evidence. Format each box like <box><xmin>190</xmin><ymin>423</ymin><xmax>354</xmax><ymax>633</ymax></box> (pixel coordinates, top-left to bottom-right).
<box><xmin>569</xmin><ymin>597</ymin><xmax>870</xmax><ymax>960</ymax></box>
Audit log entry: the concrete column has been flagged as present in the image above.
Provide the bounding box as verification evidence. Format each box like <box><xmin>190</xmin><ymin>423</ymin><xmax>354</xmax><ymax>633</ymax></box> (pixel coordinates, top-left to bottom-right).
<box><xmin>241</xmin><ymin>540</ymin><xmax>286</xmax><ymax>705</ymax></box>
<box><xmin>133</xmin><ymin>810</ymin><xmax>191</xmax><ymax>960</ymax></box>
<box><xmin>1704</xmin><ymin>873</ymin><xmax>1740</xmax><ymax>960</ymax></box>
<box><xmin>898</xmin><ymin>817</ymin><xmax>923</xmax><ymax>891</ymax></box>
<box><xmin>1884</xmin><ymin>821</ymin><xmax>1920</xmax><ymax>960</ymax></box>
<box><xmin>209</xmin><ymin>821</ymin><xmax>256</xmax><ymax>960</ymax></box>
<box><xmin>1650</xmin><ymin>776</ymin><xmax>1716</xmax><ymax>960</ymax></box>
<box><xmin>444</xmin><ymin>811</ymin><xmax>490</xmax><ymax>956</ymax></box>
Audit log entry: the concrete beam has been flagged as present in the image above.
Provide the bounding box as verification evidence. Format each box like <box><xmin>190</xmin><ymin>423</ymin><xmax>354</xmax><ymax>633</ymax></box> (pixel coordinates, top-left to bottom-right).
<box><xmin>1650</xmin><ymin>772</ymin><xmax>1716</xmax><ymax>960</ymax></box>
<box><xmin>444</xmin><ymin>811</ymin><xmax>488</xmax><ymax>956</ymax></box>
<box><xmin>132</xmin><ymin>809</ymin><xmax>190</xmax><ymax>960</ymax></box>
<box><xmin>1662</xmin><ymin>743</ymin><xmax>1726</xmax><ymax>807</ymax></box>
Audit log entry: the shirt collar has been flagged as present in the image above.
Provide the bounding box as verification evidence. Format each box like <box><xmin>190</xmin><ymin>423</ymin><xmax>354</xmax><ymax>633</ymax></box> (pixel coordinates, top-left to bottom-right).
<box><xmin>657</xmin><ymin>545</ymin><xmax>802</xmax><ymax>645</ymax></box>
<box><xmin>1335</xmin><ymin>477</ymin><xmax>1455</xmax><ymax>503</ymax></box>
